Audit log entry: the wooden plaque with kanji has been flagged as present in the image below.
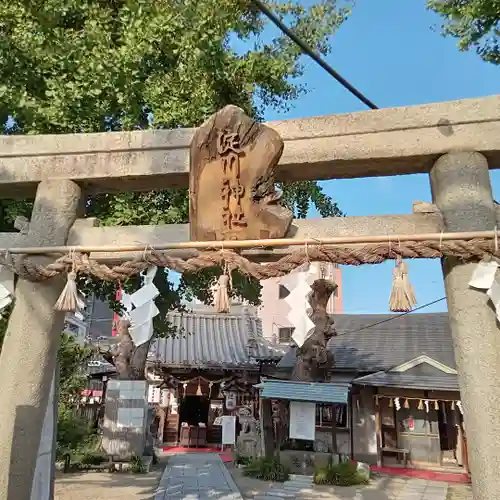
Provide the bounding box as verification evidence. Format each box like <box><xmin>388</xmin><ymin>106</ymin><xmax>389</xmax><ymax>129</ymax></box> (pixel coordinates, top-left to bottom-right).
<box><xmin>189</xmin><ymin>105</ymin><xmax>293</xmax><ymax>241</ymax></box>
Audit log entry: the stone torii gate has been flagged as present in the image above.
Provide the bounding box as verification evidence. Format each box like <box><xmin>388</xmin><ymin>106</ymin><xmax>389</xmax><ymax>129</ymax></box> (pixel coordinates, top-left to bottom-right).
<box><xmin>0</xmin><ymin>96</ymin><xmax>499</xmax><ymax>500</ymax></box>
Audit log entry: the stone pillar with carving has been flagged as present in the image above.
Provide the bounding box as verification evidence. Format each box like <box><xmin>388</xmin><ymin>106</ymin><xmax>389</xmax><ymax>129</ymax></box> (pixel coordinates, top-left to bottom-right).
<box><xmin>430</xmin><ymin>152</ymin><xmax>500</xmax><ymax>500</ymax></box>
<box><xmin>0</xmin><ymin>180</ymin><xmax>82</xmax><ymax>500</ymax></box>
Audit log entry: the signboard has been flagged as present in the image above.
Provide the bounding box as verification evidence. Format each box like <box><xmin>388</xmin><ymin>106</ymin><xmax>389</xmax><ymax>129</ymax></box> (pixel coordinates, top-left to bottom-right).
<box><xmin>148</xmin><ymin>385</ymin><xmax>161</xmax><ymax>404</ymax></box>
<box><xmin>159</xmin><ymin>389</ymin><xmax>170</xmax><ymax>408</ymax></box>
<box><xmin>221</xmin><ymin>415</ymin><xmax>236</xmax><ymax>445</ymax></box>
<box><xmin>289</xmin><ymin>401</ymin><xmax>316</xmax><ymax>441</ymax></box>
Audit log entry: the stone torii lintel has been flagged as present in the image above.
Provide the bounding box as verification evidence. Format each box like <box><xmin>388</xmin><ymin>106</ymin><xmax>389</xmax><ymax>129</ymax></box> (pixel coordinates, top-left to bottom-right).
<box><xmin>0</xmin><ymin>96</ymin><xmax>498</xmax><ymax>198</ymax></box>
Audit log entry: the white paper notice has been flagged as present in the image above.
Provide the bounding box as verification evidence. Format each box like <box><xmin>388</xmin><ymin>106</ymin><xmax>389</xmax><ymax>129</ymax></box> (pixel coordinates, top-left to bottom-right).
<box><xmin>469</xmin><ymin>260</ymin><xmax>499</xmax><ymax>290</ymax></box>
<box><xmin>221</xmin><ymin>415</ymin><xmax>236</xmax><ymax>445</ymax></box>
<box><xmin>289</xmin><ymin>401</ymin><xmax>316</xmax><ymax>441</ymax></box>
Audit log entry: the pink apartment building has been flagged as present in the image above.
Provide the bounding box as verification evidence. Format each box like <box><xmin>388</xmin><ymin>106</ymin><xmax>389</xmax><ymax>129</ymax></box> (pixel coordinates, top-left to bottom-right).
<box><xmin>258</xmin><ymin>263</ymin><xmax>343</xmax><ymax>344</ymax></box>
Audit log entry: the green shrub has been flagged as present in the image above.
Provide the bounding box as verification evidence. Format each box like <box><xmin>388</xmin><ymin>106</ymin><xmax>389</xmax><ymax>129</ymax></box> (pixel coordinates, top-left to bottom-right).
<box><xmin>79</xmin><ymin>451</ymin><xmax>107</xmax><ymax>466</ymax></box>
<box><xmin>314</xmin><ymin>461</ymin><xmax>369</xmax><ymax>487</ymax></box>
<box><xmin>130</xmin><ymin>454</ymin><xmax>147</xmax><ymax>474</ymax></box>
<box><xmin>56</xmin><ymin>406</ymin><xmax>97</xmax><ymax>460</ymax></box>
<box><xmin>235</xmin><ymin>455</ymin><xmax>252</xmax><ymax>466</ymax></box>
<box><xmin>243</xmin><ymin>457</ymin><xmax>290</xmax><ymax>482</ymax></box>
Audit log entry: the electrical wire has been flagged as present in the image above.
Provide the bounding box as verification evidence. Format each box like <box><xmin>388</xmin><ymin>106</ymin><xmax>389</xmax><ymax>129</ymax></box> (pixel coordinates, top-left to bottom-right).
<box><xmin>337</xmin><ymin>297</ymin><xmax>447</xmax><ymax>335</ymax></box>
<box><xmin>249</xmin><ymin>0</ymin><xmax>378</xmax><ymax>110</ymax></box>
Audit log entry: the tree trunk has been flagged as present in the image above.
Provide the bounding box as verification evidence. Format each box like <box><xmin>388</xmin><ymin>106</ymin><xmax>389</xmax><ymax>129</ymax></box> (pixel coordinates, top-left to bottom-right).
<box><xmin>261</xmin><ymin>399</ymin><xmax>274</xmax><ymax>458</ymax></box>
<box><xmin>330</xmin><ymin>404</ymin><xmax>338</xmax><ymax>461</ymax></box>
<box><xmin>293</xmin><ymin>278</ymin><xmax>337</xmax><ymax>381</ymax></box>
<box><xmin>109</xmin><ymin>319</ymin><xmax>153</xmax><ymax>380</ymax></box>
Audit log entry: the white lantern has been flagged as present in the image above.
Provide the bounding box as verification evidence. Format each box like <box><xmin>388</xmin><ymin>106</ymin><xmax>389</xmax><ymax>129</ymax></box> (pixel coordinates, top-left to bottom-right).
<box><xmin>225</xmin><ymin>390</ymin><xmax>238</xmax><ymax>411</ymax></box>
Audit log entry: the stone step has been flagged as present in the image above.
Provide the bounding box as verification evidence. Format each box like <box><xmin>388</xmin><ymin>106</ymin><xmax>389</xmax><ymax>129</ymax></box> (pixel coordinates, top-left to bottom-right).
<box><xmin>289</xmin><ymin>474</ymin><xmax>314</xmax><ymax>481</ymax></box>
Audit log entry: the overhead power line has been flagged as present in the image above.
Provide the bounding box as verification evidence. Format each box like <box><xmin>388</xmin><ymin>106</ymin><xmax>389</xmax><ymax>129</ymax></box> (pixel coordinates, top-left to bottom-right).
<box><xmin>249</xmin><ymin>0</ymin><xmax>378</xmax><ymax>110</ymax></box>
<box><xmin>339</xmin><ymin>297</ymin><xmax>447</xmax><ymax>335</ymax></box>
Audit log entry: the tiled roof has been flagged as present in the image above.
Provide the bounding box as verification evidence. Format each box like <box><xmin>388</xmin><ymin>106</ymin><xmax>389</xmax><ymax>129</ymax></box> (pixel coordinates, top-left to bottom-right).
<box><xmin>150</xmin><ymin>312</ymin><xmax>287</xmax><ymax>369</ymax></box>
<box><xmin>353</xmin><ymin>371</ymin><xmax>460</xmax><ymax>392</ymax></box>
<box><xmin>260</xmin><ymin>379</ymin><xmax>349</xmax><ymax>404</ymax></box>
<box><xmin>278</xmin><ymin>313</ymin><xmax>455</xmax><ymax>372</ymax></box>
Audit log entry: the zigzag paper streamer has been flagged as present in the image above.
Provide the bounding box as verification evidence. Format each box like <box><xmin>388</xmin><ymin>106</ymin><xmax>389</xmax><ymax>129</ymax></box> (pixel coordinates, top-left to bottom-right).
<box><xmin>281</xmin><ymin>263</ymin><xmax>319</xmax><ymax>347</ymax></box>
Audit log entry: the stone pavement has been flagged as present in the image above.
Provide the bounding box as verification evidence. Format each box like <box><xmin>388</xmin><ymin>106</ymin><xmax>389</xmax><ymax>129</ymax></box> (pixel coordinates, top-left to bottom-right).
<box><xmin>154</xmin><ymin>454</ymin><xmax>448</xmax><ymax>500</ymax></box>
<box><xmin>252</xmin><ymin>474</ymin><xmax>314</xmax><ymax>499</ymax></box>
<box><xmin>247</xmin><ymin>474</ymin><xmax>448</xmax><ymax>500</ymax></box>
<box><xmin>154</xmin><ymin>453</ymin><xmax>244</xmax><ymax>500</ymax></box>
<box><xmin>398</xmin><ymin>478</ymin><xmax>448</xmax><ymax>500</ymax></box>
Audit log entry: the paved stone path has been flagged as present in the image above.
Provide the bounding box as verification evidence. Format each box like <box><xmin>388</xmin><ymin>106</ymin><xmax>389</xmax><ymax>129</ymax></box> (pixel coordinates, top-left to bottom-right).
<box><xmin>154</xmin><ymin>453</ymin><xmax>244</xmax><ymax>500</ymax></box>
<box><xmin>248</xmin><ymin>474</ymin><xmax>448</xmax><ymax>500</ymax></box>
<box><xmin>154</xmin><ymin>454</ymin><xmax>448</xmax><ymax>500</ymax></box>
<box><xmin>398</xmin><ymin>478</ymin><xmax>448</xmax><ymax>500</ymax></box>
<box><xmin>252</xmin><ymin>474</ymin><xmax>314</xmax><ymax>499</ymax></box>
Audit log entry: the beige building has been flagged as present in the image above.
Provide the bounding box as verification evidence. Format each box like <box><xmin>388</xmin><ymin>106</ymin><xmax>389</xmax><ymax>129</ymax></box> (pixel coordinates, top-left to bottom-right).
<box><xmin>258</xmin><ymin>263</ymin><xmax>343</xmax><ymax>345</ymax></box>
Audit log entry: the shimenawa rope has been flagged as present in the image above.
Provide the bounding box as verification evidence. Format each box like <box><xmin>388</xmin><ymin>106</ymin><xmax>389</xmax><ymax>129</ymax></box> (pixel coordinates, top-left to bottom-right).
<box><xmin>1</xmin><ymin>238</ymin><xmax>498</xmax><ymax>283</ymax></box>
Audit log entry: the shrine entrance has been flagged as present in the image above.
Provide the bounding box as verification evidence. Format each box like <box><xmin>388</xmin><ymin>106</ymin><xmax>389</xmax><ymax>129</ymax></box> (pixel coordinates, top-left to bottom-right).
<box><xmin>179</xmin><ymin>396</ymin><xmax>210</xmax><ymax>428</ymax></box>
<box><xmin>437</xmin><ymin>402</ymin><xmax>464</xmax><ymax>469</ymax></box>
<box><xmin>0</xmin><ymin>97</ymin><xmax>498</xmax><ymax>500</ymax></box>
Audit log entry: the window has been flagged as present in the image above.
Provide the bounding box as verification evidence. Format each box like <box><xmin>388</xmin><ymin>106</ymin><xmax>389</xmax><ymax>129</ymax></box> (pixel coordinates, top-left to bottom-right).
<box><xmin>278</xmin><ymin>285</ymin><xmax>290</xmax><ymax>299</ymax></box>
<box><xmin>397</xmin><ymin>408</ymin><xmax>432</xmax><ymax>435</ymax></box>
<box><xmin>315</xmin><ymin>404</ymin><xmax>348</xmax><ymax>428</ymax></box>
<box><xmin>278</xmin><ymin>327</ymin><xmax>294</xmax><ymax>344</ymax></box>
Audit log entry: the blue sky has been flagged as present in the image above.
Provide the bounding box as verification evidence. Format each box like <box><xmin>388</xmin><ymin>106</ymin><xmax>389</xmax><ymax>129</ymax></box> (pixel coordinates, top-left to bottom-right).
<box><xmin>260</xmin><ymin>0</ymin><xmax>500</xmax><ymax>314</ymax></box>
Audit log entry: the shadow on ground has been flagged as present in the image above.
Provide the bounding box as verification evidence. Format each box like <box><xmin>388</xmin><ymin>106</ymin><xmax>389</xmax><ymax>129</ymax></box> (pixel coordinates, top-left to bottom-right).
<box><xmin>229</xmin><ymin>467</ymin><xmax>409</xmax><ymax>500</ymax></box>
<box><xmin>54</xmin><ymin>460</ymin><xmax>165</xmax><ymax>500</ymax></box>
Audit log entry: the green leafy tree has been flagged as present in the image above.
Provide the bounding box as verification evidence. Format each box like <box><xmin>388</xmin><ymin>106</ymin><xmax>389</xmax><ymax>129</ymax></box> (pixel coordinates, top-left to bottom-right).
<box><xmin>58</xmin><ymin>332</ymin><xmax>94</xmax><ymax>408</ymax></box>
<box><xmin>0</xmin><ymin>0</ymin><xmax>345</xmax><ymax>348</ymax></box>
<box><xmin>428</xmin><ymin>0</ymin><xmax>500</xmax><ymax>64</ymax></box>
<box><xmin>56</xmin><ymin>332</ymin><xmax>96</xmax><ymax>458</ymax></box>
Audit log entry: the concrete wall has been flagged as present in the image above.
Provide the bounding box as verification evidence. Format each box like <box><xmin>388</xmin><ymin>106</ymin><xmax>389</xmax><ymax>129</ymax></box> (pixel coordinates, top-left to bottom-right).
<box><xmin>258</xmin><ymin>263</ymin><xmax>343</xmax><ymax>342</ymax></box>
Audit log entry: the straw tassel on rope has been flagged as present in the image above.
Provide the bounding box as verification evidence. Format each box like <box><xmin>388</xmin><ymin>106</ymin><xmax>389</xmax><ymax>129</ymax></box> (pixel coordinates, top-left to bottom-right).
<box><xmin>389</xmin><ymin>256</ymin><xmax>417</xmax><ymax>312</ymax></box>
<box><xmin>214</xmin><ymin>258</ymin><xmax>232</xmax><ymax>313</ymax></box>
<box><xmin>54</xmin><ymin>256</ymin><xmax>84</xmax><ymax>312</ymax></box>
<box><xmin>196</xmin><ymin>377</ymin><xmax>203</xmax><ymax>396</ymax></box>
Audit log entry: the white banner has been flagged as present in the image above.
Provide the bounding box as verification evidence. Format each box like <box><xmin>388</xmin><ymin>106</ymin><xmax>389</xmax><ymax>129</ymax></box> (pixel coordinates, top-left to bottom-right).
<box><xmin>221</xmin><ymin>415</ymin><xmax>236</xmax><ymax>445</ymax></box>
<box><xmin>289</xmin><ymin>401</ymin><xmax>316</xmax><ymax>441</ymax></box>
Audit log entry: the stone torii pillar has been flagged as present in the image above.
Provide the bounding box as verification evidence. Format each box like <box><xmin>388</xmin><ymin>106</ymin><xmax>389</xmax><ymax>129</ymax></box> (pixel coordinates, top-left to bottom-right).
<box><xmin>0</xmin><ymin>180</ymin><xmax>82</xmax><ymax>500</ymax></box>
<box><xmin>430</xmin><ymin>152</ymin><xmax>500</xmax><ymax>500</ymax></box>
